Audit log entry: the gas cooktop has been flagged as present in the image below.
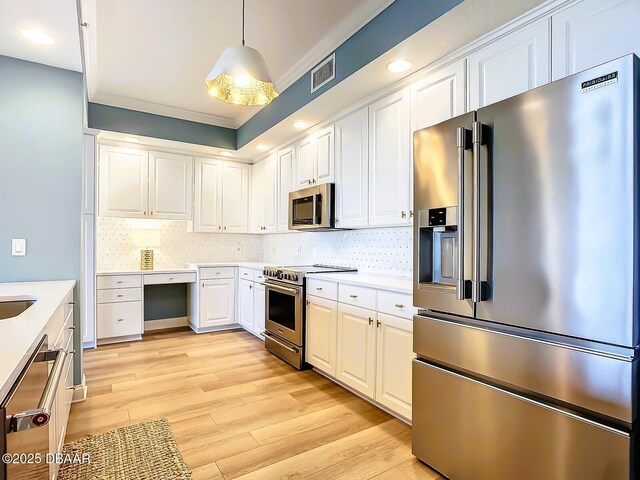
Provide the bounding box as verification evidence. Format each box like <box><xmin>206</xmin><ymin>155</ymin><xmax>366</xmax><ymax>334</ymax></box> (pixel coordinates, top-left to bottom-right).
<box><xmin>263</xmin><ymin>264</ymin><xmax>357</xmax><ymax>285</ymax></box>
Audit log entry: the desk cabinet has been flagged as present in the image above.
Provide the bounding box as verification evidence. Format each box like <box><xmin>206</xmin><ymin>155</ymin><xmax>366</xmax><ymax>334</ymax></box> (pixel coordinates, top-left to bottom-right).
<box><xmin>96</xmin><ymin>274</ymin><xmax>143</xmax><ymax>344</ymax></box>
<box><xmin>200</xmin><ymin>278</ymin><xmax>236</xmax><ymax>328</ymax></box>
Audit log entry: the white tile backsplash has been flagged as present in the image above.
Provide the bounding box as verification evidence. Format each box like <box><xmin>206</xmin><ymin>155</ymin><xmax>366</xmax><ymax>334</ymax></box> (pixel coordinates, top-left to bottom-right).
<box><xmin>263</xmin><ymin>228</ymin><xmax>413</xmax><ymax>276</ymax></box>
<box><xmin>97</xmin><ymin>218</ymin><xmax>412</xmax><ymax>276</ymax></box>
<box><xmin>97</xmin><ymin>217</ymin><xmax>263</xmax><ymax>271</ymax></box>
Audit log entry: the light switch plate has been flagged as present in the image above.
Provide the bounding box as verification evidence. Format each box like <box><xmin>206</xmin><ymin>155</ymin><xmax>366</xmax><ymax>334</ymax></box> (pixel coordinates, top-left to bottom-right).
<box><xmin>12</xmin><ymin>239</ymin><xmax>26</xmax><ymax>256</ymax></box>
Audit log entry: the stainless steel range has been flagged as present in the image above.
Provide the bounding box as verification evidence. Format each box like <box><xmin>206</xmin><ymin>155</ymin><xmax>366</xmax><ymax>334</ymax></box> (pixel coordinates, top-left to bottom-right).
<box><xmin>263</xmin><ymin>264</ymin><xmax>356</xmax><ymax>369</ymax></box>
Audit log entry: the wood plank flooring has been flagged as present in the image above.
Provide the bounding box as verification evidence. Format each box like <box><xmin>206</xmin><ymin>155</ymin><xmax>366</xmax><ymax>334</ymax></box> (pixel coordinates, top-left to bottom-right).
<box><xmin>69</xmin><ymin>328</ymin><xmax>443</xmax><ymax>480</ymax></box>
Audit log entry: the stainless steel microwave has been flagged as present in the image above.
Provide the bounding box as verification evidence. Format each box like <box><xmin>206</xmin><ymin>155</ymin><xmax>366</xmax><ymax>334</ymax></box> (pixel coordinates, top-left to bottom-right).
<box><xmin>288</xmin><ymin>183</ymin><xmax>335</xmax><ymax>231</ymax></box>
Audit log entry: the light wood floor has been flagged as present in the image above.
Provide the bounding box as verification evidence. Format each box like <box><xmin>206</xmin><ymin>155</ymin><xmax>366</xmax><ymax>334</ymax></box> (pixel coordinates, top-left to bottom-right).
<box><xmin>68</xmin><ymin>328</ymin><xmax>442</xmax><ymax>480</ymax></box>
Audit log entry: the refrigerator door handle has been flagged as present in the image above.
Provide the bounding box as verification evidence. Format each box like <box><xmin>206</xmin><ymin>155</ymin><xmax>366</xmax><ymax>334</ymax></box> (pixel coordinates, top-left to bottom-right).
<box><xmin>456</xmin><ymin>127</ymin><xmax>472</xmax><ymax>300</ymax></box>
<box><xmin>472</xmin><ymin>121</ymin><xmax>489</xmax><ymax>303</ymax></box>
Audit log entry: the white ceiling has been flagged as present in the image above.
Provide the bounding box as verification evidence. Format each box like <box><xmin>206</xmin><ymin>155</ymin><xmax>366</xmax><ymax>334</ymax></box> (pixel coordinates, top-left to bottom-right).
<box><xmin>83</xmin><ymin>0</ymin><xmax>394</xmax><ymax>128</ymax></box>
<box><xmin>0</xmin><ymin>0</ymin><xmax>82</xmax><ymax>71</ymax></box>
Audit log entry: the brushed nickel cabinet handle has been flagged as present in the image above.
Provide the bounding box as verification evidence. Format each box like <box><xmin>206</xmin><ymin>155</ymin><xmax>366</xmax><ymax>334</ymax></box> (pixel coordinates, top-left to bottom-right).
<box><xmin>401</xmin><ymin>211</ymin><xmax>407</xmax><ymax>218</ymax></box>
<box><xmin>69</xmin><ymin>325</ymin><xmax>76</xmax><ymax>330</ymax></box>
<box><xmin>368</xmin><ymin>317</ymin><xmax>373</xmax><ymax>325</ymax></box>
<box><xmin>117</xmin><ymin>294</ymin><xmax>123</xmax><ymax>298</ymax></box>
<box><xmin>117</xmin><ymin>318</ymin><xmax>124</xmax><ymax>322</ymax></box>
<box><xmin>394</xmin><ymin>304</ymin><xmax>404</xmax><ymax>308</ymax></box>
<box><xmin>350</xmin><ymin>294</ymin><xmax>358</xmax><ymax>298</ymax></box>
<box><xmin>316</xmin><ymin>287</ymin><xmax>323</xmax><ymax>291</ymax></box>
<box><xmin>69</xmin><ymin>349</ymin><xmax>76</xmax><ymax>354</ymax></box>
<box><xmin>376</xmin><ymin>319</ymin><xmax>381</xmax><ymax>328</ymax></box>
<box><xmin>68</xmin><ymin>301</ymin><xmax>76</xmax><ymax>304</ymax></box>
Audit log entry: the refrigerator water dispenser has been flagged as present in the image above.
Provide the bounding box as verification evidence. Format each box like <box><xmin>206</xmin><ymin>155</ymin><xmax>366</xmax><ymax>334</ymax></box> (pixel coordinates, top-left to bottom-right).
<box><xmin>417</xmin><ymin>207</ymin><xmax>458</xmax><ymax>287</ymax></box>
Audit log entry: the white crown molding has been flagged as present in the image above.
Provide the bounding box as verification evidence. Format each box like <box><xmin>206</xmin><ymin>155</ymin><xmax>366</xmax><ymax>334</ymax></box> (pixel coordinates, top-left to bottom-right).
<box><xmin>90</xmin><ymin>92</ymin><xmax>238</xmax><ymax>128</ymax></box>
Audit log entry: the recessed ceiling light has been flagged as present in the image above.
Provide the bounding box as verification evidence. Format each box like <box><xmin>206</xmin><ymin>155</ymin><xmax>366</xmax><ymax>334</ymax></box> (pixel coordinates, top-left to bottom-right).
<box><xmin>293</xmin><ymin>121</ymin><xmax>309</xmax><ymax>130</ymax></box>
<box><xmin>124</xmin><ymin>136</ymin><xmax>141</xmax><ymax>143</ymax></box>
<box><xmin>386</xmin><ymin>59</ymin><xmax>412</xmax><ymax>73</ymax></box>
<box><xmin>256</xmin><ymin>144</ymin><xmax>271</xmax><ymax>151</ymax></box>
<box><xmin>219</xmin><ymin>151</ymin><xmax>233</xmax><ymax>157</ymax></box>
<box><xmin>21</xmin><ymin>28</ymin><xmax>55</xmax><ymax>46</ymax></box>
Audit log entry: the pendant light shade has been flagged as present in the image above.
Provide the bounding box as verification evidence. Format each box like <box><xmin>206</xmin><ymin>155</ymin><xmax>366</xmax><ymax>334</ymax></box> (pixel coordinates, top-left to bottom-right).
<box><xmin>205</xmin><ymin>0</ymin><xmax>278</xmax><ymax>106</ymax></box>
<box><xmin>206</xmin><ymin>45</ymin><xmax>278</xmax><ymax>105</ymax></box>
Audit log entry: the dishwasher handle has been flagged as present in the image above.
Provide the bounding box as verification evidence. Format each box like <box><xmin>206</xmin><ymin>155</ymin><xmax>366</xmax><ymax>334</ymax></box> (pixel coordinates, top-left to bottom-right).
<box><xmin>10</xmin><ymin>348</ymin><xmax>68</xmax><ymax>433</ymax></box>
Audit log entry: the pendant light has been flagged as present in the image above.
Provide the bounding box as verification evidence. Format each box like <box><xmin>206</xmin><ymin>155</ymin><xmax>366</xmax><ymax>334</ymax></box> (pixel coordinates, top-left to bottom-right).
<box><xmin>205</xmin><ymin>0</ymin><xmax>279</xmax><ymax>106</ymax></box>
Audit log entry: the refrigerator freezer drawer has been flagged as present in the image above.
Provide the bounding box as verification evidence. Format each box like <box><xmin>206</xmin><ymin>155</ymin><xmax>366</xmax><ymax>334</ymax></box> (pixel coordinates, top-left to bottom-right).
<box><xmin>412</xmin><ymin>360</ymin><xmax>631</xmax><ymax>480</ymax></box>
<box><xmin>413</xmin><ymin>314</ymin><xmax>634</xmax><ymax>423</ymax></box>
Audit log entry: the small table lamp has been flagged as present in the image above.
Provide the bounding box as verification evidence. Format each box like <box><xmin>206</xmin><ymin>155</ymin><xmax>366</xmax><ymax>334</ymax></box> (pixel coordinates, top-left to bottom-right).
<box><xmin>133</xmin><ymin>229</ymin><xmax>160</xmax><ymax>270</ymax></box>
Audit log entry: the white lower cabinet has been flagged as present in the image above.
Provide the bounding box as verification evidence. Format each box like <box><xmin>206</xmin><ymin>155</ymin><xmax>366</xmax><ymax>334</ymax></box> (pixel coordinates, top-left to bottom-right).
<box><xmin>306</xmin><ymin>295</ymin><xmax>338</xmax><ymax>377</ymax></box>
<box><xmin>200</xmin><ymin>278</ymin><xmax>235</xmax><ymax>327</ymax></box>
<box><xmin>306</xmin><ymin>282</ymin><xmax>414</xmax><ymax>421</ymax></box>
<box><xmin>239</xmin><ymin>279</ymin><xmax>254</xmax><ymax>331</ymax></box>
<box><xmin>375</xmin><ymin>313</ymin><xmax>414</xmax><ymax>420</ymax></box>
<box><xmin>96</xmin><ymin>274</ymin><xmax>143</xmax><ymax>343</ymax></box>
<box><xmin>336</xmin><ymin>304</ymin><xmax>377</xmax><ymax>398</ymax></box>
<box><xmin>253</xmin><ymin>282</ymin><xmax>266</xmax><ymax>335</ymax></box>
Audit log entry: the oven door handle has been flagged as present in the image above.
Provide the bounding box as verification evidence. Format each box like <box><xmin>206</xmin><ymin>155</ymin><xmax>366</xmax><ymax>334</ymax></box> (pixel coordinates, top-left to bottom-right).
<box><xmin>263</xmin><ymin>332</ymin><xmax>299</xmax><ymax>353</ymax></box>
<box><xmin>10</xmin><ymin>348</ymin><xmax>68</xmax><ymax>433</ymax></box>
<box><xmin>266</xmin><ymin>283</ymin><xmax>300</xmax><ymax>295</ymax></box>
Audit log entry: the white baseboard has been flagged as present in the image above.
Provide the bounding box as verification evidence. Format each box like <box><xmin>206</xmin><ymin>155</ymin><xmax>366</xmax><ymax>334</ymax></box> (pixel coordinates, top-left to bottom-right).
<box><xmin>188</xmin><ymin>322</ymin><xmax>243</xmax><ymax>334</ymax></box>
<box><xmin>72</xmin><ymin>374</ymin><xmax>88</xmax><ymax>403</ymax></box>
<box><xmin>144</xmin><ymin>316</ymin><xmax>188</xmax><ymax>331</ymax></box>
<box><xmin>97</xmin><ymin>334</ymin><xmax>142</xmax><ymax>345</ymax></box>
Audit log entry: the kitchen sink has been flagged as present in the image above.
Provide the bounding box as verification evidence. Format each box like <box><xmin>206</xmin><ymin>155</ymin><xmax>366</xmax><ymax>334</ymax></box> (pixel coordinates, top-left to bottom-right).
<box><xmin>0</xmin><ymin>298</ymin><xmax>36</xmax><ymax>320</ymax></box>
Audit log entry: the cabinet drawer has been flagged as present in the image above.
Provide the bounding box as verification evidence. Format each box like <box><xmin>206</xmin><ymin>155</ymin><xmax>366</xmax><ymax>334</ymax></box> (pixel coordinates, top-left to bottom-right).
<box><xmin>239</xmin><ymin>268</ymin><xmax>255</xmax><ymax>282</ymax></box>
<box><xmin>377</xmin><ymin>290</ymin><xmax>416</xmax><ymax>320</ymax></box>
<box><xmin>339</xmin><ymin>284</ymin><xmax>376</xmax><ymax>310</ymax></box>
<box><xmin>254</xmin><ymin>271</ymin><xmax>266</xmax><ymax>283</ymax></box>
<box><xmin>54</xmin><ymin>308</ymin><xmax>75</xmax><ymax>350</ymax></box>
<box><xmin>307</xmin><ymin>279</ymin><xmax>338</xmax><ymax>301</ymax></box>
<box><xmin>200</xmin><ymin>267</ymin><xmax>235</xmax><ymax>280</ymax></box>
<box><xmin>97</xmin><ymin>274</ymin><xmax>142</xmax><ymax>290</ymax></box>
<box><xmin>144</xmin><ymin>272</ymin><xmax>196</xmax><ymax>285</ymax></box>
<box><xmin>97</xmin><ymin>287</ymin><xmax>142</xmax><ymax>304</ymax></box>
<box><xmin>97</xmin><ymin>302</ymin><xmax>142</xmax><ymax>339</ymax></box>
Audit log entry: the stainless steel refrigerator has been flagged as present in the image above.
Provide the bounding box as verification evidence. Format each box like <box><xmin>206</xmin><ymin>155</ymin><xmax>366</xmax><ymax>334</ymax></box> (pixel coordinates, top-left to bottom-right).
<box><xmin>412</xmin><ymin>54</ymin><xmax>639</xmax><ymax>479</ymax></box>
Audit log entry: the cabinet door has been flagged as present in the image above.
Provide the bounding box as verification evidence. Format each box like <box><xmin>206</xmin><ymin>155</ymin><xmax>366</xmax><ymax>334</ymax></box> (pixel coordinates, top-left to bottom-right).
<box><xmin>306</xmin><ymin>296</ymin><xmax>338</xmax><ymax>376</ymax></box>
<box><xmin>469</xmin><ymin>19</ymin><xmax>550</xmax><ymax>110</ymax></box>
<box><xmin>368</xmin><ymin>89</ymin><xmax>411</xmax><ymax>227</ymax></box>
<box><xmin>335</xmin><ymin>108</ymin><xmax>369</xmax><ymax>228</ymax></box>
<box><xmin>375</xmin><ymin>313</ymin><xmax>414</xmax><ymax>420</ymax></box>
<box><xmin>200</xmin><ymin>279</ymin><xmax>235</xmax><ymax>327</ymax></box>
<box><xmin>336</xmin><ymin>304</ymin><xmax>376</xmax><ymax>397</ymax></box>
<box><xmin>277</xmin><ymin>148</ymin><xmax>294</xmax><ymax>232</ymax></box>
<box><xmin>295</xmin><ymin>136</ymin><xmax>315</xmax><ymax>188</ymax></box>
<box><xmin>263</xmin><ymin>155</ymin><xmax>279</xmax><ymax>233</ymax></box>
<box><xmin>98</xmin><ymin>145</ymin><xmax>148</xmax><ymax>218</ymax></box>
<box><xmin>223</xmin><ymin>162</ymin><xmax>249</xmax><ymax>232</ymax></box>
<box><xmin>148</xmin><ymin>151</ymin><xmax>193</xmax><ymax>220</ymax></box>
<box><xmin>411</xmin><ymin>59</ymin><xmax>466</xmax><ymax>132</ymax></box>
<box><xmin>238</xmin><ymin>279</ymin><xmax>254</xmax><ymax>332</ymax></box>
<box><xmin>194</xmin><ymin>158</ymin><xmax>223</xmax><ymax>232</ymax></box>
<box><xmin>315</xmin><ymin>125</ymin><xmax>334</xmax><ymax>184</ymax></box>
<box><xmin>253</xmin><ymin>282</ymin><xmax>266</xmax><ymax>335</ymax></box>
<box><xmin>552</xmin><ymin>0</ymin><xmax>640</xmax><ymax>80</ymax></box>
<box><xmin>250</xmin><ymin>161</ymin><xmax>265</xmax><ymax>233</ymax></box>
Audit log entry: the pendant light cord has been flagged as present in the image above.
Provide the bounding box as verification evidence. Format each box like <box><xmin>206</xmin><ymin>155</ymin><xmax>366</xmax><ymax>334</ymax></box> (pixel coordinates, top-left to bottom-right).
<box><xmin>242</xmin><ymin>0</ymin><xmax>245</xmax><ymax>46</ymax></box>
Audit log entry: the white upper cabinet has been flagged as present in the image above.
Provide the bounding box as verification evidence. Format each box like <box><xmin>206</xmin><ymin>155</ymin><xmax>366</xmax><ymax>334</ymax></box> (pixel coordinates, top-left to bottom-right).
<box><xmin>294</xmin><ymin>126</ymin><xmax>335</xmax><ymax>188</ymax></box>
<box><xmin>552</xmin><ymin>0</ymin><xmax>640</xmax><ymax>81</ymax></box>
<box><xmin>250</xmin><ymin>160</ymin><xmax>265</xmax><ymax>233</ymax></box>
<box><xmin>193</xmin><ymin>158</ymin><xmax>223</xmax><ymax>232</ymax></box>
<box><xmin>315</xmin><ymin>125</ymin><xmax>335</xmax><ymax>185</ymax></box>
<box><xmin>222</xmin><ymin>162</ymin><xmax>249</xmax><ymax>232</ymax></box>
<box><xmin>411</xmin><ymin>59</ymin><xmax>467</xmax><ymax>132</ymax></box>
<box><xmin>368</xmin><ymin>89</ymin><xmax>411</xmax><ymax>227</ymax></box>
<box><xmin>295</xmin><ymin>136</ymin><xmax>315</xmax><ymax>188</ymax></box>
<box><xmin>99</xmin><ymin>145</ymin><xmax>149</xmax><ymax>218</ymax></box>
<box><xmin>335</xmin><ymin>108</ymin><xmax>369</xmax><ymax>229</ymax></box>
<box><xmin>469</xmin><ymin>18</ymin><xmax>550</xmax><ymax>110</ymax></box>
<box><xmin>277</xmin><ymin>147</ymin><xmax>294</xmax><ymax>232</ymax></box>
<box><xmin>263</xmin><ymin>155</ymin><xmax>279</xmax><ymax>233</ymax></box>
<box><xmin>148</xmin><ymin>151</ymin><xmax>193</xmax><ymax>220</ymax></box>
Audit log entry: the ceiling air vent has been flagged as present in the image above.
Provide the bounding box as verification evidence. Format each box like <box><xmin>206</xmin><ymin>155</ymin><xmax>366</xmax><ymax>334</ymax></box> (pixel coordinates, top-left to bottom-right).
<box><xmin>311</xmin><ymin>53</ymin><xmax>336</xmax><ymax>93</ymax></box>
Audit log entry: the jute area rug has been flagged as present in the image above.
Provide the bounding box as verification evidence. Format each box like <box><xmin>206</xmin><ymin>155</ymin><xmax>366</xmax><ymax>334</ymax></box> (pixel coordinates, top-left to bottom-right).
<box><xmin>57</xmin><ymin>419</ymin><xmax>191</xmax><ymax>479</ymax></box>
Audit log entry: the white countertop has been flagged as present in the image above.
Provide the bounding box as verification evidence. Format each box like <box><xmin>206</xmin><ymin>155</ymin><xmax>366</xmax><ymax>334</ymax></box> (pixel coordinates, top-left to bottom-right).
<box><xmin>186</xmin><ymin>261</ymin><xmax>267</xmax><ymax>270</ymax></box>
<box><xmin>0</xmin><ymin>280</ymin><xmax>76</xmax><ymax>402</ymax></box>
<box><xmin>97</xmin><ymin>267</ymin><xmax>197</xmax><ymax>275</ymax></box>
<box><xmin>306</xmin><ymin>272</ymin><xmax>413</xmax><ymax>294</ymax></box>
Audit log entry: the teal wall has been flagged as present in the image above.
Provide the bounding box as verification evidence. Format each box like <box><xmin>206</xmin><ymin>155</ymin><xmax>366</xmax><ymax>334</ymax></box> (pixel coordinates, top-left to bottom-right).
<box><xmin>0</xmin><ymin>55</ymin><xmax>84</xmax><ymax>382</ymax></box>
<box><xmin>88</xmin><ymin>103</ymin><xmax>236</xmax><ymax>149</ymax></box>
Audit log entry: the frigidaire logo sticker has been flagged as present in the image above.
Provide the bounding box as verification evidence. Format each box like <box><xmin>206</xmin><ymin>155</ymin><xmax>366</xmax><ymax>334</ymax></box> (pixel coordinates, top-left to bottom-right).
<box><xmin>581</xmin><ymin>71</ymin><xmax>618</xmax><ymax>92</ymax></box>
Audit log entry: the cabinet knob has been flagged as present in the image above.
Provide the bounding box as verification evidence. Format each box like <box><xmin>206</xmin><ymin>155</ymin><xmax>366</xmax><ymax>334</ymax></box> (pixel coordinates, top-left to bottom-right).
<box><xmin>224</xmin><ymin>226</ymin><xmax>227</xmax><ymax>230</ymax></box>
<box><xmin>249</xmin><ymin>284</ymin><xmax>253</xmax><ymax>289</ymax></box>
<box><xmin>306</xmin><ymin>300</ymin><xmax>310</xmax><ymax>306</ymax></box>
<box><xmin>143</xmin><ymin>211</ymin><xmax>147</xmax><ymax>216</ymax></box>
<box><xmin>150</xmin><ymin>211</ymin><xmax>154</xmax><ymax>216</ymax></box>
